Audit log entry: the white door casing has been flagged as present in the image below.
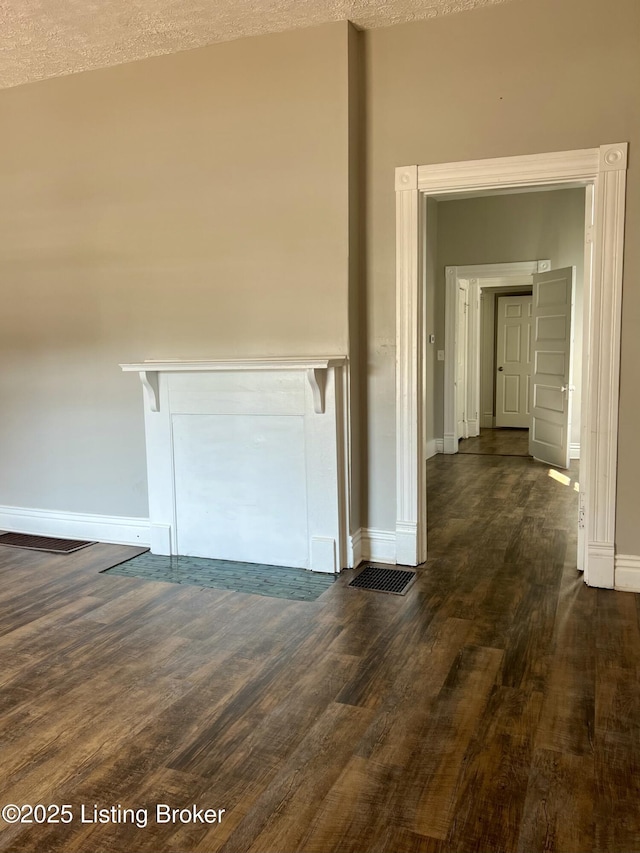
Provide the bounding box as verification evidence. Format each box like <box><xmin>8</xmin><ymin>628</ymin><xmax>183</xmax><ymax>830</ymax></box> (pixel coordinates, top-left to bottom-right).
<box><xmin>529</xmin><ymin>267</ymin><xmax>575</xmax><ymax>469</ymax></box>
<box><xmin>456</xmin><ymin>281</ymin><xmax>469</xmax><ymax>439</ymax></box>
<box><xmin>495</xmin><ymin>294</ymin><xmax>533</xmax><ymax>429</ymax></box>
<box><xmin>577</xmin><ymin>184</ymin><xmax>595</xmax><ymax>574</ymax></box>
<box><xmin>395</xmin><ymin>144</ymin><xmax>628</xmax><ymax>589</ymax></box>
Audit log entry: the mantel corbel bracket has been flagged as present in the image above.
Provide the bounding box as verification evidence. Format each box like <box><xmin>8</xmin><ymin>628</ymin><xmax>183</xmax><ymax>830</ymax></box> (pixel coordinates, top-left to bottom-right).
<box><xmin>306</xmin><ymin>367</ymin><xmax>327</xmax><ymax>414</ymax></box>
<box><xmin>139</xmin><ymin>370</ymin><xmax>160</xmax><ymax>412</ymax></box>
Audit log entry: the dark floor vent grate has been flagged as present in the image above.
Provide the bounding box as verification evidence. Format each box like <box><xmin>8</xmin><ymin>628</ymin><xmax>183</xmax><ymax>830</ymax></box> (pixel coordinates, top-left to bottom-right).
<box><xmin>348</xmin><ymin>565</ymin><xmax>416</xmax><ymax>595</ymax></box>
<box><xmin>0</xmin><ymin>533</ymin><xmax>95</xmax><ymax>554</ymax></box>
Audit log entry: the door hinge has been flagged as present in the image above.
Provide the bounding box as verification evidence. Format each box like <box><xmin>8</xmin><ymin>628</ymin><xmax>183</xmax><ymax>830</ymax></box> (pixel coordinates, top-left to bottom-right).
<box><xmin>585</xmin><ymin>224</ymin><xmax>594</xmax><ymax>245</ymax></box>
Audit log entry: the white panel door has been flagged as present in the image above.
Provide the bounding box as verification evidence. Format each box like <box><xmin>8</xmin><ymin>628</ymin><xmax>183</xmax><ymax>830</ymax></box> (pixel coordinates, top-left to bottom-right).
<box><xmin>456</xmin><ymin>282</ymin><xmax>469</xmax><ymax>439</ymax></box>
<box><xmin>495</xmin><ymin>294</ymin><xmax>533</xmax><ymax>428</ymax></box>
<box><xmin>529</xmin><ymin>267</ymin><xmax>575</xmax><ymax>469</ymax></box>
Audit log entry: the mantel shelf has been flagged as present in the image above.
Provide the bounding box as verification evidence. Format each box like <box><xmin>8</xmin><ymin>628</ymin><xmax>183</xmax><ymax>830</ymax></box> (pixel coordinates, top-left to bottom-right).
<box><xmin>120</xmin><ymin>357</ymin><xmax>348</xmax><ymax>414</ymax></box>
<box><xmin>120</xmin><ymin>356</ymin><xmax>347</xmax><ymax>374</ymax></box>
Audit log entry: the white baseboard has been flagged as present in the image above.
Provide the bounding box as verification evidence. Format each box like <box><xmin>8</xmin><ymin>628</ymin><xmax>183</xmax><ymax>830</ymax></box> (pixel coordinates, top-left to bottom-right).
<box><xmin>0</xmin><ymin>505</ymin><xmax>150</xmax><ymax>547</ymax></box>
<box><xmin>615</xmin><ymin>554</ymin><xmax>640</xmax><ymax>593</ymax></box>
<box><xmin>443</xmin><ymin>433</ymin><xmax>458</xmax><ymax>454</ymax></box>
<box><xmin>353</xmin><ymin>527</ymin><xmax>396</xmax><ymax>565</ymax></box>
<box><xmin>435</xmin><ymin>439</ymin><xmax>444</xmax><ymax>454</ymax></box>
<box><xmin>586</xmin><ymin>543</ymin><xmax>615</xmax><ymax>589</ymax></box>
<box><xmin>426</xmin><ymin>439</ymin><xmax>438</xmax><ymax>460</ymax></box>
<box><xmin>395</xmin><ymin>521</ymin><xmax>419</xmax><ymax>566</ymax></box>
<box><xmin>350</xmin><ymin>528</ymin><xmax>363</xmax><ymax>568</ymax></box>
<box><xmin>481</xmin><ymin>413</ymin><xmax>493</xmax><ymax>429</ymax></box>
<box><xmin>570</xmin><ymin>442</ymin><xmax>580</xmax><ymax>460</ymax></box>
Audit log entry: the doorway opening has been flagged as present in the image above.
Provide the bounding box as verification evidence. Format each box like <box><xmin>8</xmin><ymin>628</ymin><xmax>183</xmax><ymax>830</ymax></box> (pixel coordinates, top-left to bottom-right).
<box><xmin>444</xmin><ymin>259</ymin><xmax>548</xmax><ymax>453</ymax></box>
<box><xmin>444</xmin><ymin>255</ymin><xmax>582</xmax><ymax>469</ymax></box>
<box><xmin>394</xmin><ymin>144</ymin><xmax>628</xmax><ymax>588</ymax></box>
<box><xmin>438</xmin><ymin>195</ymin><xmax>583</xmax><ymax>573</ymax></box>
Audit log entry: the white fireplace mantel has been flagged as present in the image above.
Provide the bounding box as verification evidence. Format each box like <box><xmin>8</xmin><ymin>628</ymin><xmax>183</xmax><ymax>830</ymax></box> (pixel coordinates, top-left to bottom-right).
<box><xmin>120</xmin><ymin>357</ymin><xmax>347</xmax><ymax>414</ymax></box>
<box><xmin>120</xmin><ymin>356</ymin><xmax>351</xmax><ymax>573</ymax></box>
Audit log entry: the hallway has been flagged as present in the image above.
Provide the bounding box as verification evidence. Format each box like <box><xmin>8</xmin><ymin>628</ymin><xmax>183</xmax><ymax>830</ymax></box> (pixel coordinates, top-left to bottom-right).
<box><xmin>457</xmin><ymin>427</ymin><xmax>530</xmax><ymax>457</ymax></box>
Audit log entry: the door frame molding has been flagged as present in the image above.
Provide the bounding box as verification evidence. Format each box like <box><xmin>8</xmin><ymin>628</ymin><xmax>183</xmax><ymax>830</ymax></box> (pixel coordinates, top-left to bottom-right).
<box><xmin>453</xmin><ymin>279</ymin><xmax>469</xmax><ymax>442</ymax></box>
<box><xmin>395</xmin><ymin>143</ymin><xmax>628</xmax><ymax>587</ymax></box>
<box><xmin>444</xmin><ymin>260</ymin><xmax>549</xmax><ymax>452</ymax></box>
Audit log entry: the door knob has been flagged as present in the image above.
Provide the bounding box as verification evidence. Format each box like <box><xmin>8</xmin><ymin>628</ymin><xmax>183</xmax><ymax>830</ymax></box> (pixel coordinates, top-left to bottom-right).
<box><xmin>498</xmin><ymin>366</ymin><xmax>504</xmax><ymax>372</ymax></box>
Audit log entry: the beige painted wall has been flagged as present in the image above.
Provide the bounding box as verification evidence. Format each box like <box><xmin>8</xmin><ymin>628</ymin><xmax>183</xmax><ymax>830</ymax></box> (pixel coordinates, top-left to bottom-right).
<box><xmin>364</xmin><ymin>0</ymin><xmax>640</xmax><ymax>556</ymax></box>
<box><xmin>0</xmin><ymin>23</ymin><xmax>351</xmax><ymax>517</ymax></box>
<box><xmin>1</xmin><ymin>0</ymin><xmax>638</xmax><ymax>557</ymax></box>
<box><xmin>436</xmin><ymin>188</ymin><xmax>586</xmax><ymax>445</ymax></box>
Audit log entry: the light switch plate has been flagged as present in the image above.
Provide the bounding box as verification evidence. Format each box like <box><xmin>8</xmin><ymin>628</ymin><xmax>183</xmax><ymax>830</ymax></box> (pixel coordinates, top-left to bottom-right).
<box><xmin>437</xmin><ymin>350</ymin><xmax>445</xmax><ymax>361</ymax></box>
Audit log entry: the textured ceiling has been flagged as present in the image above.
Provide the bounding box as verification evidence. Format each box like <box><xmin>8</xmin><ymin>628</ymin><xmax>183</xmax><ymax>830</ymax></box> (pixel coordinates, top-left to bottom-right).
<box><xmin>1</xmin><ymin>0</ymin><xmax>510</xmax><ymax>90</ymax></box>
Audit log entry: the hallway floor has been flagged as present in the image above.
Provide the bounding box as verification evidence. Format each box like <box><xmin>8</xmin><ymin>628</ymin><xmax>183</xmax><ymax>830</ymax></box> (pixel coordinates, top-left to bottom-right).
<box><xmin>457</xmin><ymin>427</ymin><xmax>530</xmax><ymax>457</ymax></box>
<box><xmin>0</xmin><ymin>453</ymin><xmax>638</xmax><ymax>852</ymax></box>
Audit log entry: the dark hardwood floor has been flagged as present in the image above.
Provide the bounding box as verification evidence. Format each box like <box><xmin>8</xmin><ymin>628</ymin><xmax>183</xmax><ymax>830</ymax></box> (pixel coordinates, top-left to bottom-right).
<box><xmin>1</xmin><ymin>453</ymin><xmax>639</xmax><ymax>852</ymax></box>
<box><xmin>458</xmin><ymin>427</ymin><xmax>530</xmax><ymax>457</ymax></box>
